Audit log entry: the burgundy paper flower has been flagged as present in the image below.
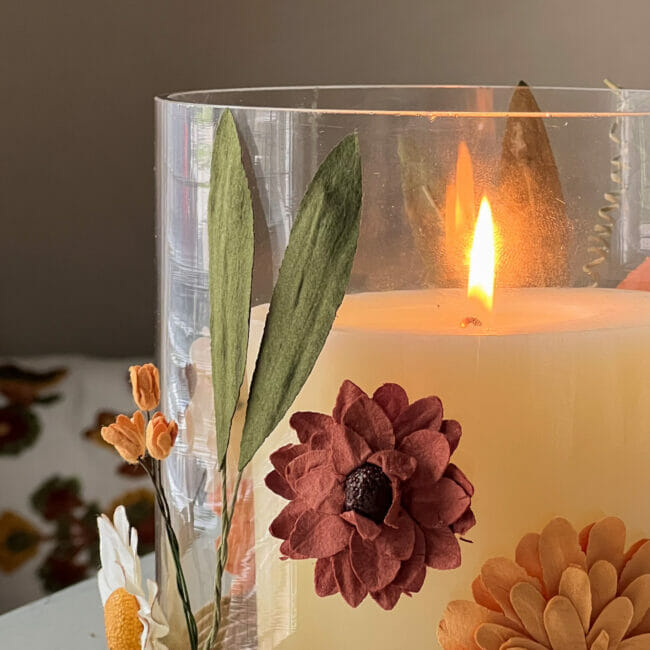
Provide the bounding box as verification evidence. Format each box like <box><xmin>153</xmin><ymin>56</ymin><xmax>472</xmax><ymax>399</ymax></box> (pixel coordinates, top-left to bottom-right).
<box><xmin>266</xmin><ymin>380</ymin><xmax>475</xmax><ymax>610</ymax></box>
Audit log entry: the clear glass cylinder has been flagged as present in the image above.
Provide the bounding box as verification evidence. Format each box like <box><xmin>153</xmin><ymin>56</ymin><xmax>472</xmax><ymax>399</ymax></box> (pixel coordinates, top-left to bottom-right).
<box><xmin>156</xmin><ymin>85</ymin><xmax>650</xmax><ymax>649</ymax></box>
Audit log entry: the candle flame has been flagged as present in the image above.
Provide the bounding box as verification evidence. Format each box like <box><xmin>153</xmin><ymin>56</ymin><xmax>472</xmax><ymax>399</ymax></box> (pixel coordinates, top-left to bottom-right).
<box><xmin>467</xmin><ymin>196</ymin><xmax>495</xmax><ymax>311</ymax></box>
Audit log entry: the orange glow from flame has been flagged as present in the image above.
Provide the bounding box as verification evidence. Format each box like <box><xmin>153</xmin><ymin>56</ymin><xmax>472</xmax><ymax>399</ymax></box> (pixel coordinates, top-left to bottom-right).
<box><xmin>467</xmin><ymin>196</ymin><xmax>495</xmax><ymax>311</ymax></box>
<box><xmin>445</xmin><ymin>142</ymin><xmax>475</xmax><ymax>269</ymax></box>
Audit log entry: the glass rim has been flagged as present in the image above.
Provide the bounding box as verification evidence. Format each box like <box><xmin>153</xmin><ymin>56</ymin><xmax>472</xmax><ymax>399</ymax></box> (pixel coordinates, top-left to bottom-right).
<box><xmin>155</xmin><ymin>84</ymin><xmax>650</xmax><ymax>117</ymax></box>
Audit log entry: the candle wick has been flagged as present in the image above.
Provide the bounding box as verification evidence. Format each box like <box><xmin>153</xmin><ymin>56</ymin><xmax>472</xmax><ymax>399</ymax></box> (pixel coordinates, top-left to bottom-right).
<box><xmin>460</xmin><ymin>316</ymin><xmax>482</xmax><ymax>328</ymax></box>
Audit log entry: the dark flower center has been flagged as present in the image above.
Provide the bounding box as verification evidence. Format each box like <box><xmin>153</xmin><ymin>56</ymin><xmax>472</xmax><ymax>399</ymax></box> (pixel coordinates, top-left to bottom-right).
<box><xmin>344</xmin><ymin>462</ymin><xmax>393</xmax><ymax>524</ymax></box>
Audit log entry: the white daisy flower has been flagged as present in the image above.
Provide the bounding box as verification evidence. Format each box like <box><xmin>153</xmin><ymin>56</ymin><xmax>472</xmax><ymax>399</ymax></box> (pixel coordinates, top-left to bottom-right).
<box><xmin>97</xmin><ymin>505</ymin><xmax>169</xmax><ymax>649</ymax></box>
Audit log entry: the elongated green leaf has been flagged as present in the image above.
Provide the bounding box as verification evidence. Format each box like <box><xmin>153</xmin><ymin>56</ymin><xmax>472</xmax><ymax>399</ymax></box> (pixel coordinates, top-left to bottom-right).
<box><xmin>208</xmin><ymin>109</ymin><xmax>254</xmax><ymax>468</ymax></box>
<box><xmin>239</xmin><ymin>133</ymin><xmax>362</xmax><ymax>470</ymax></box>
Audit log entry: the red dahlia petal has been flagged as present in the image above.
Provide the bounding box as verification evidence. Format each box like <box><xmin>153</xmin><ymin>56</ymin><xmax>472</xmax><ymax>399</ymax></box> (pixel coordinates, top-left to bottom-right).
<box><xmin>331</xmin><ymin>425</ymin><xmax>372</xmax><ymax>475</ymax></box>
<box><xmin>407</xmin><ymin>477</ymin><xmax>471</xmax><ymax>529</ymax></box>
<box><xmin>370</xmin><ymin>584</ymin><xmax>403</xmax><ymax>610</ymax></box>
<box><xmin>332</xmin><ymin>380</ymin><xmax>367</xmax><ymax>423</ymax></box>
<box><xmin>319</xmin><ymin>483</ymin><xmax>346</xmax><ymax>515</ymax></box>
<box><xmin>280</xmin><ymin>537</ymin><xmax>308</xmax><ymax>560</ymax></box>
<box><xmin>372</xmin><ymin>384</ymin><xmax>409</xmax><ymax>422</ymax></box>
<box><xmin>452</xmin><ymin>508</ymin><xmax>476</xmax><ymax>535</ymax></box>
<box><xmin>445</xmin><ymin>463</ymin><xmax>474</xmax><ymax>497</ymax></box>
<box><xmin>314</xmin><ymin>557</ymin><xmax>339</xmax><ymax>597</ymax></box>
<box><xmin>374</xmin><ymin>509</ymin><xmax>416</xmax><ymax>560</ymax></box>
<box><xmin>441</xmin><ymin>419</ymin><xmax>462</xmax><ymax>454</ymax></box>
<box><xmin>393</xmin><ymin>396</ymin><xmax>443</xmax><ymax>444</ymax></box>
<box><xmin>350</xmin><ymin>532</ymin><xmax>401</xmax><ymax>592</ymax></box>
<box><xmin>395</xmin><ymin>564</ymin><xmax>426</xmax><ymax>595</ymax></box>
<box><xmin>269</xmin><ymin>499</ymin><xmax>308</xmax><ymax>539</ymax></box>
<box><xmin>269</xmin><ymin>443</ymin><xmax>307</xmax><ymax>475</ymax></box>
<box><xmin>384</xmin><ymin>479</ymin><xmax>402</xmax><ymax>528</ymax></box>
<box><xmin>340</xmin><ymin>510</ymin><xmax>382</xmax><ymax>541</ymax></box>
<box><xmin>393</xmin><ymin>524</ymin><xmax>426</xmax><ymax>592</ymax></box>
<box><xmin>285</xmin><ymin>450</ymin><xmax>329</xmax><ymax>491</ymax></box>
<box><xmin>309</xmin><ymin>430</ymin><xmax>331</xmax><ymax>450</ymax></box>
<box><xmin>332</xmin><ymin>549</ymin><xmax>367</xmax><ymax>608</ymax></box>
<box><xmin>294</xmin><ymin>466</ymin><xmax>344</xmax><ymax>514</ymax></box>
<box><xmin>368</xmin><ymin>449</ymin><xmax>416</xmax><ymax>482</ymax></box>
<box><xmin>342</xmin><ymin>394</ymin><xmax>395</xmax><ymax>452</ymax></box>
<box><xmin>290</xmin><ymin>411</ymin><xmax>336</xmax><ymax>444</ymax></box>
<box><xmin>265</xmin><ymin>470</ymin><xmax>296</xmax><ymax>500</ymax></box>
<box><xmin>288</xmin><ymin>510</ymin><xmax>352</xmax><ymax>558</ymax></box>
<box><xmin>399</xmin><ymin>430</ymin><xmax>450</xmax><ymax>486</ymax></box>
<box><xmin>423</xmin><ymin>527</ymin><xmax>461</xmax><ymax>569</ymax></box>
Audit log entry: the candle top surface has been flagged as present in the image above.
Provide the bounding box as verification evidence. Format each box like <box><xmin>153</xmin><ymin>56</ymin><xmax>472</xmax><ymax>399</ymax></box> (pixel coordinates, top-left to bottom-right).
<box><xmin>322</xmin><ymin>289</ymin><xmax>650</xmax><ymax>336</ymax></box>
<box><xmin>251</xmin><ymin>289</ymin><xmax>650</xmax><ymax>336</ymax></box>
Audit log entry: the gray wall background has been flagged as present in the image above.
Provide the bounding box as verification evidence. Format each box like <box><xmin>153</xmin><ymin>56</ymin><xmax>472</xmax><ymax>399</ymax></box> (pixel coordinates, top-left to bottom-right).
<box><xmin>2</xmin><ymin>0</ymin><xmax>650</xmax><ymax>356</ymax></box>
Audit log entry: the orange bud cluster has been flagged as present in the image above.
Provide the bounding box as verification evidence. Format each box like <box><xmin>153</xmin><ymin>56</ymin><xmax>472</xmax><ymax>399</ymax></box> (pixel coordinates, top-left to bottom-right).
<box><xmin>101</xmin><ymin>364</ymin><xmax>178</xmax><ymax>464</ymax></box>
<box><xmin>101</xmin><ymin>411</ymin><xmax>146</xmax><ymax>464</ymax></box>
<box><xmin>129</xmin><ymin>364</ymin><xmax>160</xmax><ymax>411</ymax></box>
<box><xmin>146</xmin><ymin>412</ymin><xmax>178</xmax><ymax>460</ymax></box>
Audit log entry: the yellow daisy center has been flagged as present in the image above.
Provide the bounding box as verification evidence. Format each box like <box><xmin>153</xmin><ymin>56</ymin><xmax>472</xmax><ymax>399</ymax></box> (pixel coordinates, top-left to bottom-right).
<box><xmin>104</xmin><ymin>587</ymin><xmax>144</xmax><ymax>650</ymax></box>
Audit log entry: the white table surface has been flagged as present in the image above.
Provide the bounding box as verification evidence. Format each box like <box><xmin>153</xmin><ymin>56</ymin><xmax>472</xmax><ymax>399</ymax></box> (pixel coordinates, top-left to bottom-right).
<box><xmin>0</xmin><ymin>554</ymin><xmax>154</xmax><ymax>649</ymax></box>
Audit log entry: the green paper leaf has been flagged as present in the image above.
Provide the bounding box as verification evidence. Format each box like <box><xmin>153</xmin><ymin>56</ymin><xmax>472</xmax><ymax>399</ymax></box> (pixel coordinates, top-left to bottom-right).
<box><xmin>207</xmin><ymin>109</ymin><xmax>254</xmax><ymax>468</ymax></box>
<box><xmin>239</xmin><ymin>133</ymin><xmax>362</xmax><ymax>470</ymax></box>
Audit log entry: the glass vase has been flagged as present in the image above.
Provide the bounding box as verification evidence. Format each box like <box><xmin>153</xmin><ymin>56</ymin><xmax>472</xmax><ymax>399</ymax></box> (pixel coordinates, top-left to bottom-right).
<box><xmin>156</xmin><ymin>85</ymin><xmax>650</xmax><ymax>649</ymax></box>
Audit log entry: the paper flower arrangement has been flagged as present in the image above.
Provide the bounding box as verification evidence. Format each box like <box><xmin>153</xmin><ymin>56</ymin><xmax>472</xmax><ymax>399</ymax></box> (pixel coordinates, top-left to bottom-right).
<box><xmin>438</xmin><ymin>516</ymin><xmax>650</xmax><ymax>649</ymax></box>
<box><xmin>266</xmin><ymin>379</ymin><xmax>475</xmax><ymax>610</ymax></box>
<box><xmin>98</xmin><ymin>506</ymin><xmax>168</xmax><ymax>650</ymax></box>
<box><xmin>98</xmin><ymin>363</ymin><xmax>197</xmax><ymax>649</ymax></box>
<box><xmin>97</xmin><ymin>108</ymin><xmax>364</xmax><ymax>649</ymax></box>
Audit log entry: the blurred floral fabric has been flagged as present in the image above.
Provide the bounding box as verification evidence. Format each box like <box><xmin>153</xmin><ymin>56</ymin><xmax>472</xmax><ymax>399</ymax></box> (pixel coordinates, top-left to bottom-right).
<box><xmin>0</xmin><ymin>357</ymin><xmax>155</xmax><ymax>614</ymax></box>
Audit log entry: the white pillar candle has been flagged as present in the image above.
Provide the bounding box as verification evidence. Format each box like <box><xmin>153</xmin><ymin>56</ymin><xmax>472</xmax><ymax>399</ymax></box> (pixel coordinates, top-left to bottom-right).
<box><xmin>250</xmin><ymin>288</ymin><xmax>650</xmax><ymax>650</ymax></box>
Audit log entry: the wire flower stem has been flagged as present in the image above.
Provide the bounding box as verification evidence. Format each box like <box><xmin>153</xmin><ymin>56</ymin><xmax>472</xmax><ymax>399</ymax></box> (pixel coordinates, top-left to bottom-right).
<box><xmin>204</xmin><ymin>468</ymin><xmax>244</xmax><ymax>650</ymax></box>
<box><xmin>140</xmin><ymin>456</ymin><xmax>198</xmax><ymax>650</ymax></box>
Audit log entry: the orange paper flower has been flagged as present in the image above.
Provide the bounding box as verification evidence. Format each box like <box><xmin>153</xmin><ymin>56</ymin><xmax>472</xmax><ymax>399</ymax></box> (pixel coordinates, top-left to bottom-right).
<box><xmin>618</xmin><ymin>258</ymin><xmax>650</xmax><ymax>292</ymax></box>
<box><xmin>438</xmin><ymin>516</ymin><xmax>650</xmax><ymax>649</ymax></box>
<box><xmin>145</xmin><ymin>412</ymin><xmax>178</xmax><ymax>460</ymax></box>
<box><xmin>129</xmin><ymin>364</ymin><xmax>160</xmax><ymax>411</ymax></box>
<box><xmin>101</xmin><ymin>411</ymin><xmax>146</xmax><ymax>464</ymax></box>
